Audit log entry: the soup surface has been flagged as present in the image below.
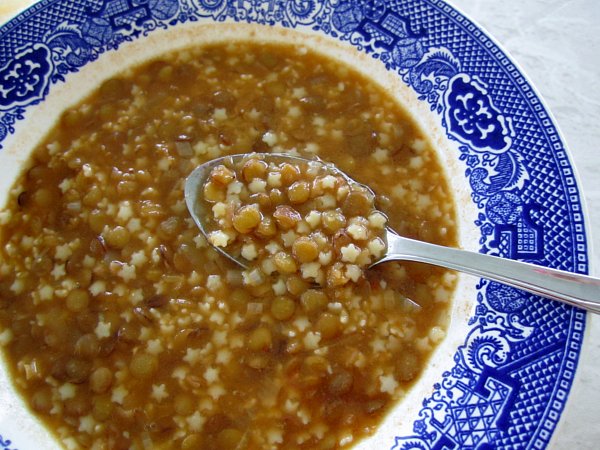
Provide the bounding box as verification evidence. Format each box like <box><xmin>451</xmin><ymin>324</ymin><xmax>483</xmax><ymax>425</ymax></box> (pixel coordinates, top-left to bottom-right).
<box><xmin>0</xmin><ymin>41</ymin><xmax>457</xmax><ymax>449</ymax></box>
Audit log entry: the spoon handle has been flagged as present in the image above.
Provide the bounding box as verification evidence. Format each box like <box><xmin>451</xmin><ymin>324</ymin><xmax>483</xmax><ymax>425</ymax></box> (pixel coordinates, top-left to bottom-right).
<box><xmin>380</xmin><ymin>231</ymin><xmax>600</xmax><ymax>313</ymax></box>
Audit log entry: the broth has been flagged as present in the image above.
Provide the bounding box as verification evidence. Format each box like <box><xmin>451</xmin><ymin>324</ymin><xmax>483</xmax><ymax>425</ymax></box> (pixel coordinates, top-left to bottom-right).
<box><xmin>0</xmin><ymin>42</ymin><xmax>457</xmax><ymax>449</ymax></box>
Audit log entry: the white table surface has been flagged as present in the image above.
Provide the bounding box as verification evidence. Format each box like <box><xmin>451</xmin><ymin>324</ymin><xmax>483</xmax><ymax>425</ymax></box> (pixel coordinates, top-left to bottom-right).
<box><xmin>1</xmin><ymin>1</ymin><xmax>599</xmax><ymax>449</ymax></box>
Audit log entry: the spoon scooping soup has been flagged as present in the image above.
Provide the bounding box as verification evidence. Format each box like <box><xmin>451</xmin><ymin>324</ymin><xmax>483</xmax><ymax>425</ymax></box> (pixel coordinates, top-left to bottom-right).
<box><xmin>187</xmin><ymin>153</ymin><xmax>387</xmax><ymax>288</ymax></box>
<box><xmin>186</xmin><ymin>152</ymin><xmax>600</xmax><ymax>313</ymax></box>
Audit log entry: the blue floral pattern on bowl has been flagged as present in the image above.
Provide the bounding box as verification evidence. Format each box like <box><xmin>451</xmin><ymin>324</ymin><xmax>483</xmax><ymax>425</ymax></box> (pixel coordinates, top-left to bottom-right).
<box><xmin>444</xmin><ymin>73</ymin><xmax>514</xmax><ymax>154</ymax></box>
<box><xmin>0</xmin><ymin>44</ymin><xmax>52</xmax><ymax>110</ymax></box>
<box><xmin>0</xmin><ymin>1</ymin><xmax>588</xmax><ymax>449</ymax></box>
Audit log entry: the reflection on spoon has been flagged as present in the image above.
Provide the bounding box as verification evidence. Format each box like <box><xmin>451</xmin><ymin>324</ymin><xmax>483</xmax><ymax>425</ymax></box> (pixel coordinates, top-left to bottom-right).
<box><xmin>185</xmin><ymin>153</ymin><xmax>600</xmax><ymax>314</ymax></box>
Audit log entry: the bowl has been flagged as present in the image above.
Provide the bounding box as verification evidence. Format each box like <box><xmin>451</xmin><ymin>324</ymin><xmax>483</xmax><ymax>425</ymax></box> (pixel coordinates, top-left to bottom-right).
<box><xmin>0</xmin><ymin>1</ymin><xmax>589</xmax><ymax>449</ymax></box>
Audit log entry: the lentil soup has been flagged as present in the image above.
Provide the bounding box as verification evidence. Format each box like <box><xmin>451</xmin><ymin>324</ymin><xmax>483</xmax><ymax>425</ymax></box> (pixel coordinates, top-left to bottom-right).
<box><xmin>0</xmin><ymin>41</ymin><xmax>457</xmax><ymax>449</ymax></box>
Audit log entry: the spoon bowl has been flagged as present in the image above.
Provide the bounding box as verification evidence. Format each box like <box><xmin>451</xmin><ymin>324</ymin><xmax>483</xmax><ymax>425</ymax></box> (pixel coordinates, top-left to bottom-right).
<box><xmin>185</xmin><ymin>153</ymin><xmax>600</xmax><ymax>313</ymax></box>
<box><xmin>184</xmin><ymin>153</ymin><xmax>355</xmax><ymax>268</ymax></box>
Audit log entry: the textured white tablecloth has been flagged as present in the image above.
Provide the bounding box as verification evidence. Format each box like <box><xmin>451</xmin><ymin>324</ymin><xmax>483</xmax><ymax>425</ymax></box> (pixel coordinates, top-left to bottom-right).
<box><xmin>1</xmin><ymin>1</ymin><xmax>599</xmax><ymax>449</ymax></box>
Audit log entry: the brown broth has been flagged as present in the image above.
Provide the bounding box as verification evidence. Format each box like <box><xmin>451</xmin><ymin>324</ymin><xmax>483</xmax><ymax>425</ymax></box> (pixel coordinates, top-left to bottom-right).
<box><xmin>0</xmin><ymin>42</ymin><xmax>457</xmax><ymax>449</ymax></box>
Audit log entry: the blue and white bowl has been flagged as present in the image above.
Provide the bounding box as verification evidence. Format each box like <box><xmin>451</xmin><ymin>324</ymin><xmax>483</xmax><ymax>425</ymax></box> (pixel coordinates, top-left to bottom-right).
<box><xmin>0</xmin><ymin>1</ymin><xmax>590</xmax><ymax>449</ymax></box>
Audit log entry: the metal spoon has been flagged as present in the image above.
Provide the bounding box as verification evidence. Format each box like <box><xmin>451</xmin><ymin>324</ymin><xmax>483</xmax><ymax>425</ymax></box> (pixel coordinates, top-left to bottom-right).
<box><xmin>185</xmin><ymin>153</ymin><xmax>600</xmax><ymax>314</ymax></box>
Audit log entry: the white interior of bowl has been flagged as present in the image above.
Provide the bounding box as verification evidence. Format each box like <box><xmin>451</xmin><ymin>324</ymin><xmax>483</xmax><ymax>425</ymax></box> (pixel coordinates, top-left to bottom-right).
<box><xmin>0</xmin><ymin>21</ymin><xmax>479</xmax><ymax>448</ymax></box>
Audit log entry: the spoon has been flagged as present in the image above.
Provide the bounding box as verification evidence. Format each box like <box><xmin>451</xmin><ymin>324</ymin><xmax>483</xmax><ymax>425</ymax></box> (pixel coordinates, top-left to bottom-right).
<box><xmin>185</xmin><ymin>153</ymin><xmax>600</xmax><ymax>314</ymax></box>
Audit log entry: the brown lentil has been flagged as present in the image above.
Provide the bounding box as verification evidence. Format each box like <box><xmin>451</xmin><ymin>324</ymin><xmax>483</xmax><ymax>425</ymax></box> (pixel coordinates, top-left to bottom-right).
<box><xmin>270</xmin><ymin>296</ymin><xmax>296</xmax><ymax>321</ymax></box>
